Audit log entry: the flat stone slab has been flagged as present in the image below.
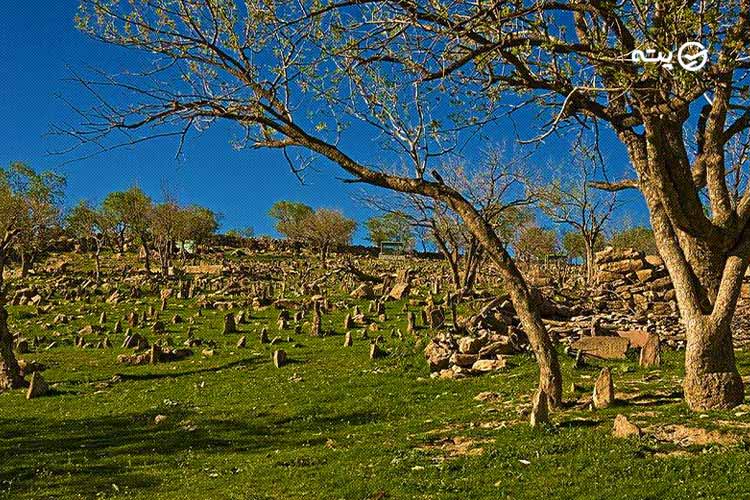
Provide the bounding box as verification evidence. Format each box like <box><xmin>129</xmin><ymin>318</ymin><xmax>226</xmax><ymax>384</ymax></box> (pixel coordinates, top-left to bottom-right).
<box><xmin>571</xmin><ymin>336</ymin><xmax>630</xmax><ymax>360</ymax></box>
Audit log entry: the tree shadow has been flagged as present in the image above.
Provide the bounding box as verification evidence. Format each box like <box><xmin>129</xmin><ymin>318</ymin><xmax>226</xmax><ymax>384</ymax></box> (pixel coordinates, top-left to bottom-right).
<box><xmin>0</xmin><ymin>407</ymin><xmax>382</xmax><ymax>498</ymax></box>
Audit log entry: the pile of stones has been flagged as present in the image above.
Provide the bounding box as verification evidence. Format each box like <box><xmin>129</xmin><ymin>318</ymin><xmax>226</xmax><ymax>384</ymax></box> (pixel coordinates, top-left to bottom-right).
<box><xmin>423</xmin><ymin>331</ymin><xmax>522</xmax><ymax>379</ymax></box>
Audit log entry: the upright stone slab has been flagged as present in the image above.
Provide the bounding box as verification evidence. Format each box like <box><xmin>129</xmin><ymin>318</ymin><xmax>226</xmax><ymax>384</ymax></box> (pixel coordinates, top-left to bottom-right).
<box><xmin>529</xmin><ymin>389</ymin><xmax>549</xmax><ymax>427</ymax></box>
<box><xmin>593</xmin><ymin>367</ymin><xmax>614</xmax><ymax>409</ymax></box>
<box><xmin>26</xmin><ymin>372</ymin><xmax>49</xmax><ymax>400</ymax></box>
<box><xmin>223</xmin><ymin>313</ymin><xmax>237</xmax><ymax>334</ymax></box>
<box><xmin>344</xmin><ymin>332</ymin><xmax>353</xmax><ymax>347</ymax></box>
<box><xmin>273</xmin><ymin>349</ymin><xmax>287</xmax><ymax>368</ymax></box>
<box><xmin>639</xmin><ymin>334</ymin><xmax>661</xmax><ymax>367</ymax></box>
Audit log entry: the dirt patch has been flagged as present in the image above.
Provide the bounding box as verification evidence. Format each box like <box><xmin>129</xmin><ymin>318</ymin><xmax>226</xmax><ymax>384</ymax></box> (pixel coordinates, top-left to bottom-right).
<box><xmin>647</xmin><ymin>424</ymin><xmax>739</xmax><ymax>447</ymax></box>
<box><xmin>418</xmin><ymin>436</ymin><xmax>494</xmax><ymax>459</ymax></box>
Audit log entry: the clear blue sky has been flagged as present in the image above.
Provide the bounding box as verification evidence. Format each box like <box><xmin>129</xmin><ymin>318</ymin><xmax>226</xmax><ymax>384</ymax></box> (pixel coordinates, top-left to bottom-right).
<box><xmin>0</xmin><ymin>2</ymin><xmax>649</xmax><ymax>244</ymax></box>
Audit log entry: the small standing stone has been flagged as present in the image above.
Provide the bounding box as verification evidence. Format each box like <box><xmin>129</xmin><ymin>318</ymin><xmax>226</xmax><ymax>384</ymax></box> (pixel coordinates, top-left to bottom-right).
<box><xmin>260</xmin><ymin>328</ymin><xmax>270</xmax><ymax>344</ymax></box>
<box><xmin>530</xmin><ymin>389</ymin><xmax>549</xmax><ymax>427</ymax></box>
<box><xmin>639</xmin><ymin>334</ymin><xmax>661</xmax><ymax>367</ymax></box>
<box><xmin>344</xmin><ymin>332</ymin><xmax>353</xmax><ymax>347</ymax></box>
<box><xmin>369</xmin><ymin>343</ymin><xmax>384</xmax><ymax>359</ymax></box>
<box><xmin>26</xmin><ymin>372</ymin><xmax>49</xmax><ymax>399</ymax></box>
<box><xmin>593</xmin><ymin>367</ymin><xmax>614</xmax><ymax>409</ymax></box>
<box><xmin>237</xmin><ymin>336</ymin><xmax>247</xmax><ymax>348</ymax></box>
<box><xmin>223</xmin><ymin>313</ymin><xmax>237</xmax><ymax>334</ymax></box>
<box><xmin>273</xmin><ymin>349</ymin><xmax>287</xmax><ymax>368</ymax></box>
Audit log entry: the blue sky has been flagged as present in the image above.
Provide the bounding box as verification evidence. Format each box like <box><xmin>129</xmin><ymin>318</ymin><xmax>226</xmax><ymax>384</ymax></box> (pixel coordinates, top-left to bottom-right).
<box><xmin>0</xmin><ymin>2</ymin><xmax>649</xmax><ymax>244</ymax></box>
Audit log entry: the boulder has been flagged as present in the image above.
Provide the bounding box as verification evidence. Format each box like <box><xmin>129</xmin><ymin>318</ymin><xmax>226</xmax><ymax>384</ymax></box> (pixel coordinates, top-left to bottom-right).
<box><xmin>471</xmin><ymin>358</ymin><xmax>507</xmax><ymax>372</ymax></box>
<box><xmin>350</xmin><ymin>284</ymin><xmax>375</xmax><ymax>300</ymax></box>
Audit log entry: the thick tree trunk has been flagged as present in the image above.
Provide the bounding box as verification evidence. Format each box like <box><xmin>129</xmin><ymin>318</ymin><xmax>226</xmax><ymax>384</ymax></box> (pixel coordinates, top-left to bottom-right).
<box><xmin>634</xmin><ymin>135</ymin><xmax>747</xmax><ymax>410</ymax></box>
<box><xmin>683</xmin><ymin>315</ymin><xmax>744</xmax><ymax>409</ymax></box>
<box><xmin>0</xmin><ymin>306</ymin><xmax>24</xmax><ymax>391</ymax></box>
<box><xmin>0</xmin><ymin>253</ymin><xmax>24</xmax><ymax>392</ymax></box>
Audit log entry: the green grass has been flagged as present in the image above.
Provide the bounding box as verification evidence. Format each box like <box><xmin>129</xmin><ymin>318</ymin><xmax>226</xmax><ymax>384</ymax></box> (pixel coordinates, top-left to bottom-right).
<box><xmin>2</xmin><ymin>259</ymin><xmax>750</xmax><ymax>499</ymax></box>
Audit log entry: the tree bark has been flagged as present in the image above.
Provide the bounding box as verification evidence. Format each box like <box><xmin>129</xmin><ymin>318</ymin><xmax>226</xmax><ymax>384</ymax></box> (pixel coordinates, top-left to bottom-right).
<box><xmin>0</xmin><ymin>254</ymin><xmax>24</xmax><ymax>391</ymax></box>
<box><xmin>141</xmin><ymin>238</ymin><xmax>151</xmax><ymax>273</ymax></box>
<box><xmin>625</xmin><ymin>123</ymin><xmax>748</xmax><ymax>410</ymax></box>
<box><xmin>584</xmin><ymin>240</ymin><xmax>595</xmax><ymax>284</ymax></box>
<box><xmin>94</xmin><ymin>246</ymin><xmax>102</xmax><ymax>284</ymax></box>
<box><xmin>20</xmin><ymin>252</ymin><xmax>31</xmax><ymax>278</ymax></box>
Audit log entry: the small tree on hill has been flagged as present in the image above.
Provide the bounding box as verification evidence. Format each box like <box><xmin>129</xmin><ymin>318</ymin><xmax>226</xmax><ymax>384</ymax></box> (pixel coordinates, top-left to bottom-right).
<box><xmin>269</xmin><ymin>201</ymin><xmax>313</xmax><ymax>241</ymax></box>
<box><xmin>66</xmin><ymin>200</ymin><xmax>115</xmax><ymax>282</ymax></box>
<box><xmin>365</xmin><ymin>212</ymin><xmax>413</xmax><ymax>250</ymax></box>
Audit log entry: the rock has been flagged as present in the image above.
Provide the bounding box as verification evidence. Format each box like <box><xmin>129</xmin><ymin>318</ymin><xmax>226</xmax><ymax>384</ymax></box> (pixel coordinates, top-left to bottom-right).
<box><xmin>351</xmin><ymin>283</ymin><xmax>375</xmax><ymax>299</ymax></box>
<box><xmin>458</xmin><ymin>336</ymin><xmax>485</xmax><ymax>354</ymax></box>
<box><xmin>593</xmin><ymin>367</ymin><xmax>614</xmax><ymax>409</ymax></box>
<box><xmin>639</xmin><ymin>334</ymin><xmax>661</xmax><ymax>367</ymax></box>
<box><xmin>344</xmin><ymin>332</ymin><xmax>353</xmax><ymax>347</ymax></box>
<box><xmin>571</xmin><ymin>336</ymin><xmax>629</xmax><ymax>360</ymax></box>
<box><xmin>479</xmin><ymin>339</ymin><xmax>515</xmax><ymax>357</ymax></box>
<box><xmin>343</xmin><ymin>314</ymin><xmax>353</xmax><ymax>330</ymax></box>
<box><xmin>370</xmin><ymin>343</ymin><xmax>385</xmax><ymax>359</ymax></box>
<box><xmin>616</xmin><ymin>330</ymin><xmax>651</xmax><ymax>348</ymax></box>
<box><xmin>273</xmin><ymin>349</ymin><xmax>287</xmax><ymax>368</ymax></box>
<box><xmin>471</xmin><ymin>358</ymin><xmax>507</xmax><ymax>372</ymax></box>
<box><xmin>236</xmin><ymin>336</ymin><xmax>247</xmax><ymax>348</ymax></box>
<box><xmin>612</xmin><ymin>414</ymin><xmax>641</xmax><ymax>438</ymax></box>
<box><xmin>389</xmin><ymin>283</ymin><xmax>410</xmax><ymax>300</ymax></box>
<box><xmin>260</xmin><ymin>328</ymin><xmax>270</xmax><ymax>344</ymax></box>
<box><xmin>450</xmin><ymin>353</ymin><xmax>479</xmax><ymax>368</ymax></box>
<box><xmin>26</xmin><ymin>372</ymin><xmax>49</xmax><ymax>399</ymax></box>
<box><xmin>150</xmin><ymin>344</ymin><xmax>161</xmax><ymax>364</ymax></box>
<box><xmin>223</xmin><ymin>313</ymin><xmax>237</xmax><ymax>334</ymax></box>
<box><xmin>15</xmin><ymin>339</ymin><xmax>29</xmax><ymax>354</ymax></box>
<box><xmin>154</xmin><ymin>414</ymin><xmax>168</xmax><ymax>425</ymax></box>
<box><xmin>424</xmin><ymin>340</ymin><xmax>452</xmax><ymax>372</ymax></box>
<box><xmin>644</xmin><ymin>254</ymin><xmax>664</xmax><ymax>267</ymax></box>
<box><xmin>428</xmin><ymin>308</ymin><xmax>445</xmax><ymax>329</ymax></box>
<box><xmin>530</xmin><ymin>389</ymin><xmax>549</xmax><ymax>427</ymax></box>
<box><xmin>635</xmin><ymin>268</ymin><xmax>654</xmax><ymax>282</ymax></box>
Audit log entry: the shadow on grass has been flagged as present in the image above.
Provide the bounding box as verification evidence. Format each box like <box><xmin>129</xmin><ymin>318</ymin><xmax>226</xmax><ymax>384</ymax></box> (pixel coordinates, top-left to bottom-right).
<box><xmin>114</xmin><ymin>356</ymin><xmax>264</xmax><ymax>382</ymax></box>
<box><xmin>0</xmin><ymin>406</ymin><xmax>382</xmax><ymax>498</ymax></box>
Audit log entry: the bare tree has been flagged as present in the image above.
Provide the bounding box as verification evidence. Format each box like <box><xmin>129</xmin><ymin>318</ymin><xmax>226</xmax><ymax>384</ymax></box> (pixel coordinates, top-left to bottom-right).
<box><xmin>536</xmin><ymin>145</ymin><xmax>618</xmax><ymax>284</ymax></box>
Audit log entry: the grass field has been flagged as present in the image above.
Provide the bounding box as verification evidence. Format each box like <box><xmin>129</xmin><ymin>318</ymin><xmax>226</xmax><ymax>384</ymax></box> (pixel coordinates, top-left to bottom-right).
<box><xmin>2</xmin><ymin>260</ymin><xmax>750</xmax><ymax>499</ymax></box>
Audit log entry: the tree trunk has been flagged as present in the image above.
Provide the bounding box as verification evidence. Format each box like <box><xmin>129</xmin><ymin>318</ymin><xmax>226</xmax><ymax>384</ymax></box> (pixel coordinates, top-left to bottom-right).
<box><xmin>20</xmin><ymin>252</ymin><xmax>31</xmax><ymax>278</ymax></box>
<box><xmin>632</xmin><ymin>131</ymin><xmax>747</xmax><ymax>410</ymax></box>
<box><xmin>584</xmin><ymin>240</ymin><xmax>595</xmax><ymax>284</ymax></box>
<box><xmin>0</xmin><ymin>306</ymin><xmax>24</xmax><ymax>391</ymax></box>
<box><xmin>0</xmin><ymin>254</ymin><xmax>24</xmax><ymax>391</ymax></box>
<box><xmin>141</xmin><ymin>239</ymin><xmax>151</xmax><ymax>273</ymax></box>
<box><xmin>683</xmin><ymin>314</ymin><xmax>744</xmax><ymax>410</ymax></box>
<box><xmin>94</xmin><ymin>247</ymin><xmax>102</xmax><ymax>284</ymax></box>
